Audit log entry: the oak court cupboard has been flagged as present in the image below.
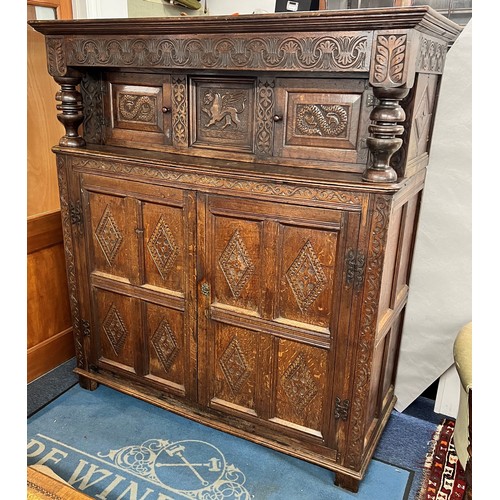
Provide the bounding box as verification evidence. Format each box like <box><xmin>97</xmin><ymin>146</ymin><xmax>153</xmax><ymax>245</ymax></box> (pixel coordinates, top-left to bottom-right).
<box><xmin>30</xmin><ymin>7</ymin><xmax>461</xmax><ymax>492</ymax></box>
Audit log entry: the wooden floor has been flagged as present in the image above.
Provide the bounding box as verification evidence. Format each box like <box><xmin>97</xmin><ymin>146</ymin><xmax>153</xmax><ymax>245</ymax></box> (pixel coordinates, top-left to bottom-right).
<box><xmin>27</xmin><ymin>466</ymin><xmax>92</xmax><ymax>499</ymax></box>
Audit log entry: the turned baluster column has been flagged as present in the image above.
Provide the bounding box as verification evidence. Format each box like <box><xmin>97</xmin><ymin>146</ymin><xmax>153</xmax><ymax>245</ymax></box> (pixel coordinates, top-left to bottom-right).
<box><xmin>54</xmin><ymin>74</ymin><xmax>86</xmax><ymax>148</ymax></box>
<box><xmin>363</xmin><ymin>86</ymin><xmax>409</xmax><ymax>183</ymax></box>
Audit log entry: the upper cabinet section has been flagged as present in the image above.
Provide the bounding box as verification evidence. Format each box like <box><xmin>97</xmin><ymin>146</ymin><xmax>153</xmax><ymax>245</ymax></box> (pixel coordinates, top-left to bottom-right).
<box><xmin>29</xmin><ymin>7</ymin><xmax>461</xmax><ymax>183</ymax></box>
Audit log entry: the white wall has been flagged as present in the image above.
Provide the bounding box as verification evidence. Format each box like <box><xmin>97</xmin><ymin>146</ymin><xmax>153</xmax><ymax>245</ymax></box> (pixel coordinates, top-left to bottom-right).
<box><xmin>393</xmin><ymin>21</ymin><xmax>472</xmax><ymax>412</ymax></box>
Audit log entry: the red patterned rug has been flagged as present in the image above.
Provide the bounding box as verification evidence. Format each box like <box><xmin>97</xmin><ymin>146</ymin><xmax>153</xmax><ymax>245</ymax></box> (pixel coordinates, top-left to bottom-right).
<box><xmin>418</xmin><ymin>419</ymin><xmax>467</xmax><ymax>500</ymax></box>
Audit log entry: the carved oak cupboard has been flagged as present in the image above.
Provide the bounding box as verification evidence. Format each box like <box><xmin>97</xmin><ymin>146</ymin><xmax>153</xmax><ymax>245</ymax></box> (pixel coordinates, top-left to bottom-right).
<box><xmin>30</xmin><ymin>7</ymin><xmax>460</xmax><ymax>492</ymax></box>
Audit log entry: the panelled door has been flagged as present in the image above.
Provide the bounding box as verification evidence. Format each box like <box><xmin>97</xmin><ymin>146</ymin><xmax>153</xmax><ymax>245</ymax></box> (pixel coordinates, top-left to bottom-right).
<box><xmin>198</xmin><ymin>194</ymin><xmax>361</xmax><ymax>446</ymax></box>
<box><xmin>80</xmin><ymin>173</ymin><xmax>197</xmax><ymax>401</ymax></box>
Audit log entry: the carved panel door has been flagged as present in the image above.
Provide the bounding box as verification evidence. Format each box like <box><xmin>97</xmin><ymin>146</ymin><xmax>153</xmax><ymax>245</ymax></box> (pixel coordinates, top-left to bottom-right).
<box><xmin>198</xmin><ymin>194</ymin><xmax>362</xmax><ymax>446</ymax></box>
<box><xmin>80</xmin><ymin>173</ymin><xmax>197</xmax><ymax>400</ymax></box>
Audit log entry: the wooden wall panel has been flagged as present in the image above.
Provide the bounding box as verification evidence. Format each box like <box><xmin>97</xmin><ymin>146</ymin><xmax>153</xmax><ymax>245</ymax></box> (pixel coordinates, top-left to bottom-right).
<box><xmin>27</xmin><ymin>0</ymin><xmax>74</xmax><ymax>382</ymax></box>
<box><xmin>27</xmin><ymin>212</ymin><xmax>73</xmax><ymax>382</ymax></box>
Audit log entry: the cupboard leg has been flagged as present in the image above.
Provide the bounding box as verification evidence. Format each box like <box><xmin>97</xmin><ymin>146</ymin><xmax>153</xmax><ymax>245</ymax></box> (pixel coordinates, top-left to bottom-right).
<box><xmin>334</xmin><ymin>472</ymin><xmax>360</xmax><ymax>493</ymax></box>
<box><xmin>78</xmin><ymin>375</ymin><xmax>98</xmax><ymax>391</ymax></box>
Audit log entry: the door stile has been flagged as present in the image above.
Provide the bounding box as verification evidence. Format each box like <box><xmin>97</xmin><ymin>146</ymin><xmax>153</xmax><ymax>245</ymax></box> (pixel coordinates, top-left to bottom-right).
<box><xmin>196</xmin><ymin>192</ymin><xmax>210</xmax><ymax>406</ymax></box>
<box><xmin>184</xmin><ymin>190</ymin><xmax>199</xmax><ymax>401</ymax></box>
<box><xmin>324</xmin><ymin>209</ymin><xmax>362</xmax><ymax>451</ymax></box>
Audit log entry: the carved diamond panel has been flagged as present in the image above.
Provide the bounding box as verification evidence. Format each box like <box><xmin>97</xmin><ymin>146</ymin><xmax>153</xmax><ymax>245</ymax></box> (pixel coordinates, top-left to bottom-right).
<box><xmin>151</xmin><ymin>319</ymin><xmax>179</xmax><ymax>373</ymax></box>
<box><xmin>219</xmin><ymin>230</ymin><xmax>255</xmax><ymax>299</ymax></box>
<box><xmin>219</xmin><ymin>337</ymin><xmax>251</xmax><ymax>394</ymax></box>
<box><xmin>285</xmin><ymin>240</ymin><xmax>328</xmax><ymax>312</ymax></box>
<box><xmin>95</xmin><ymin>205</ymin><xmax>124</xmax><ymax>266</ymax></box>
<box><xmin>282</xmin><ymin>352</ymin><xmax>318</xmax><ymax>412</ymax></box>
<box><xmin>102</xmin><ymin>304</ymin><xmax>128</xmax><ymax>356</ymax></box>
<box><xmin>147</xmin><ymin>216</ymin><xmax>179</xmax><ymax>280</ymax></box>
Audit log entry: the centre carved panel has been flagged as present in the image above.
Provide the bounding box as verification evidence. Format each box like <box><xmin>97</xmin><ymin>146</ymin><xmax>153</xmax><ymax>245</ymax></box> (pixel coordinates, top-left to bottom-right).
<box><xmin>191</xmin><ymin>78</ymin><xmax>255</xmax><ymax>153</ymax></box>
<box><xmin>117</xmin><ymin>93</ymin><xmax>157</xmax><ymax>124</ymax></box>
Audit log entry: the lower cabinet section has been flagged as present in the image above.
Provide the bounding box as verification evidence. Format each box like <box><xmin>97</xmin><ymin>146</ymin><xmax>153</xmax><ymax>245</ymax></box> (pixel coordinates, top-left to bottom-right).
<box><xmin>59</xmin><ymin>151</ymin><xmax>423</xmax><ymax>492</ymax></box>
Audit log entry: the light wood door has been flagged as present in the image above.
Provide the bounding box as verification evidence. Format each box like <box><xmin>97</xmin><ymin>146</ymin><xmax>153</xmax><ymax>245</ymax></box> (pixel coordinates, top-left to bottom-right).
<box><xmin>27</xmin><ymin>0</ymin><xmax>74</xmax><ymax>382</ymax></box>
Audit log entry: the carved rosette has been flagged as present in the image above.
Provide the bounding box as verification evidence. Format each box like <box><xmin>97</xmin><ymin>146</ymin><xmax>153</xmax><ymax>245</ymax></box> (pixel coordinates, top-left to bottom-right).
<box><xmin>56</xmin><ymin>156</ymin><xmax>85</xmax><ymax>369</ymax></box>
<box><xmin>346</xmin><ymin>195</ymin><xmax>391</xmax><ymax>470</ymax></box>
<box><xmin>66</xmin><ymin>34</ymin><xmax>370</xmax><ymax>72</ymax></box>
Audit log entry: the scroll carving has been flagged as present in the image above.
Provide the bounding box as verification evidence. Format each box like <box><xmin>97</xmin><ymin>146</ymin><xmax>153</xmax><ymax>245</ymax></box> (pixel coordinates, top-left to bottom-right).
<box><xmin>66</xmin><ymin>34</ymin><xmax>370</xmax><ymax>72</ymax></box>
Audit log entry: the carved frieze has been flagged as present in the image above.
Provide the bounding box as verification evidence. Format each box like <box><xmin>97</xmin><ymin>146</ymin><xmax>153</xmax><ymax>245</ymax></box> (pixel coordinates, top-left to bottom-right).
<box><xmin>66</xmin><ymin>33</ymin><xmax>370</xmax><ymax>72</ymax></box>
<box><xmin>71</xmin><ymin>158</ymin><xmax>363</xmax><ymax>207</ymax></box>
<box><xmin>417</xmin><ymin>36</ymin><xmax>447</xmax><ymax>74</ymax></box>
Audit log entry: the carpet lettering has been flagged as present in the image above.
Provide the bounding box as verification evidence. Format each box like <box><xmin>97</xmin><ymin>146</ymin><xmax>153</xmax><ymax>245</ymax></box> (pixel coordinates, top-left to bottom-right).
<box><xmin>28</xmin><ymin>435</ymin><xmax>250</xmax><ymax>499</ymax></box>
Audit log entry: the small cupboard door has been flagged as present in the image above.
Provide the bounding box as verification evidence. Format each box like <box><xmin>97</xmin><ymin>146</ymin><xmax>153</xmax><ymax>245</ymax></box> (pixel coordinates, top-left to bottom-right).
<box><xmin>198</xmin><ymin>194</ymin><xmax>361</xmax><ymax>445</ymax></box>
<box><xmin>81</xmin><ymin>173</ymin><xmax>197</xmax><ymax>400</ymax></box>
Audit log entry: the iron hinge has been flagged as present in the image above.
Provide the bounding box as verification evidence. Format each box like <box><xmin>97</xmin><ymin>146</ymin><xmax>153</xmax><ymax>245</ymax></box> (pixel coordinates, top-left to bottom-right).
<box><xmin>334</xmin><ymin>397</ymin><xmax>350</xmax><ymax>421</ymax></box>
<box><xmin>345</xmin><ymin>249</ymin><xmax>366</xmax><ymax>292</ymax></box>
<box><xmin>69</xmin><ymin>201</ymin><xmax>83</xmax><ymax>225</ymax></box>
<box><xmin>81</xmin><ymin>319</ymin><xmax>91</xmax><ymax>337</ymax></box>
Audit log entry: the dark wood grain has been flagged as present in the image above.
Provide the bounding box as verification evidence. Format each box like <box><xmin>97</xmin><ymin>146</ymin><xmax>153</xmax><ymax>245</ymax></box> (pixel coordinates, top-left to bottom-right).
<box><xmin>30</xmin><ymin>8</ymin><xmax>460</xmax><ymax>493</ymax></box>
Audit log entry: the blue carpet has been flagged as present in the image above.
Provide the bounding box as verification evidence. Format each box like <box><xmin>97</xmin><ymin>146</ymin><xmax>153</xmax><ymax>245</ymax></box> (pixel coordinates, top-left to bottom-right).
<box><xmin>28</xmin><ymin>385</ymin><xmax>411</xmax><ymax>499</ymax></box>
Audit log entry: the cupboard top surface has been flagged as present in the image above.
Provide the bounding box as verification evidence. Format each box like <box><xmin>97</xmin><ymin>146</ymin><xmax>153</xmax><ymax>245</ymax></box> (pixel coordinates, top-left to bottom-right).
<box><xmin>29</xmin><ymin>6</ymin><xmax>460</xmax><ymax>42</ymax></box>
